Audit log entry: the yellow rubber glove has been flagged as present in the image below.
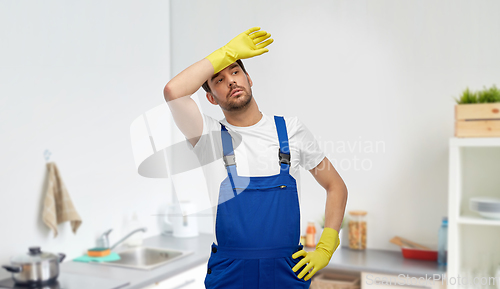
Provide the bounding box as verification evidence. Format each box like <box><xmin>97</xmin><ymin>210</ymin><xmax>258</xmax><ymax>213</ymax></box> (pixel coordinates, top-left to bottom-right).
<box><xmin>206</xmin><ymin>27</ymin><xmax>274</xmax><ymax>74</ymax></box>
<box><xmin>292</xmin><ymin>227</ymin><xmax>340</xmax><ymax>281</ymax></box>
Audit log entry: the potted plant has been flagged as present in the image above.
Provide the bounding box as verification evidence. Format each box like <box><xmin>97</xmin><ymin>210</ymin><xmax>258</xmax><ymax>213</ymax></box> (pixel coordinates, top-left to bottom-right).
<box><xmin>454</xmin><ymin>85</ymin><xmax>500</xmax><ymax>137</ymax></box>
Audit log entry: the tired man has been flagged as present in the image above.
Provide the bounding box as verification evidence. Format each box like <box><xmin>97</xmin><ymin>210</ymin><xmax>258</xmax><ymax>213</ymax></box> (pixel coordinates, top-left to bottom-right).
<box><xmin>163</xmin><ymin>27</ymin><xmax>347</xmax><ymax>289</ymax></box>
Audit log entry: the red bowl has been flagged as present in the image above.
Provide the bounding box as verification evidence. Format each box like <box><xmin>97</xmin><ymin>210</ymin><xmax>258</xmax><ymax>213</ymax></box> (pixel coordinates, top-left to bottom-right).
<box><xmin>401</xmin><ymin>247</ymin><xmax>438</xmax><ymax>261</ymax></box>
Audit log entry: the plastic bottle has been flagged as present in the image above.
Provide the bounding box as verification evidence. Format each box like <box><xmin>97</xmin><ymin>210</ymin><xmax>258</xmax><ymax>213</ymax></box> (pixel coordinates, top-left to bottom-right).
<box><xmin>306</xmin><ymin>221</ymin><xmax>317</xmax><ymax>247</ymax></box>
<box><xmin>125</xmin><ymin>211</ymin><xmax>144</xmax><ymax>247</ymax></box>
<box><xmin>438</xmin><ymin>217</ymin><xmax>448</xmax><ymax>265</ymax></box>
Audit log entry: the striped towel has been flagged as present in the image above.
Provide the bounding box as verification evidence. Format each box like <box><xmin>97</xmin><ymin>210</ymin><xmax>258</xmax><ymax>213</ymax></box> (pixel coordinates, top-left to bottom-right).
<box><xmin>42</xmin><ymin>162</ymin><xmax>82</xmax><ymax>238</ymax></box>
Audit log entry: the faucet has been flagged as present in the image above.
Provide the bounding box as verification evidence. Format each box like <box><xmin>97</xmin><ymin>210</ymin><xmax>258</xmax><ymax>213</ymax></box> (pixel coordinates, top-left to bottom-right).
<box><xmin>98</xmin><ymin>227</ymin><xmax>148</xmax><ymax>250</ymax></box>
<box><xmin>97</xmin><ymin>229</ymin><xmax>113</xmax><ymax>248</ymax></box>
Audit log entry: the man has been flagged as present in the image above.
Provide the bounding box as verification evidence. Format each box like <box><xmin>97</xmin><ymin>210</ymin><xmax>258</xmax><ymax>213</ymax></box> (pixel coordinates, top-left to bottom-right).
<box><xmin>163</xmin><ymin>27</ymin><xmax>347</xmax><ymax>289</ymax></box>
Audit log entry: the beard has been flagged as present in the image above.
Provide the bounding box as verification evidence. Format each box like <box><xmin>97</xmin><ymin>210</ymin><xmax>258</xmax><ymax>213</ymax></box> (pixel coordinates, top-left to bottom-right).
<box><xmin>220</xmin><ymin>85</ymin><xmax>253</xmax><ymax>112</ymax></box>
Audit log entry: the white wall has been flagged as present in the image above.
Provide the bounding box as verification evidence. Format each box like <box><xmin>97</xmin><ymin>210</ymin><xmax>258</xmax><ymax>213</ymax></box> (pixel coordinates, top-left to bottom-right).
<box><xmin>0</xmin><ymin>1</ymin><xmax>171</xmax><ymax>263</ymax></box>
<box><xmin>170</xmin><ymin>0</ymin><xmax>500</xmax><ymax>250</ymax></box>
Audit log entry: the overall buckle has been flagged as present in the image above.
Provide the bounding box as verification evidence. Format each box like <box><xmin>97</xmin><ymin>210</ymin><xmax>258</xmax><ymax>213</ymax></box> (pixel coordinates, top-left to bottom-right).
<box><xmin>278</xmin><ymin>149</ymin><xmax>291</xmax><ymax>166</ymax></box>
<box><xmin>223</xmin><ymin>155</ymin><xmax>236</xmax><ymax>167</ymax></box>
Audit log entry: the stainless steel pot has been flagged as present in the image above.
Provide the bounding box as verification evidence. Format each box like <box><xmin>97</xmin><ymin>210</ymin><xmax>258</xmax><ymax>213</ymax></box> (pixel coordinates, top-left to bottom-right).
<box><xmin>2</xmin><ymin>246</ymin><xmax>65</xmax><ymax>286</ymax></box>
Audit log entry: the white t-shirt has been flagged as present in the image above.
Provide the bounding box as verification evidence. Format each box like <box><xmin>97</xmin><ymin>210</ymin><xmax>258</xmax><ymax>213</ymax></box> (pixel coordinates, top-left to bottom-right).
<box><xmin>187</xmin><ymin>112</ymin><xmax>325</xmax><ymax>245</ymax></box>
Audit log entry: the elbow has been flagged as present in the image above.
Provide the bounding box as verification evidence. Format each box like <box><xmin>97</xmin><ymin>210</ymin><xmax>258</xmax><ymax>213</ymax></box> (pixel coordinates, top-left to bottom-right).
<box><xmin>327</xmin><ymin>181</ymin><xmax>347</xmax><ymax>195</ymax></box>
<box><xmin>163</xmin><ymin>82</ymin><xmax>179</xmax><ymax>102</ymax></box>
<box><xmin>328</xmin><ymin>183</ymin><xmax>348</xmax><ymax>203</ymax></box>
<box><xmin>341</xmin><ymin>184</ymin><xmax>348</xmax><ymax>200</ymax></box>
<box><xmin>163</xmin><ymin>83</ymin><xmax>173</xmax><ymax>102</ymax></box>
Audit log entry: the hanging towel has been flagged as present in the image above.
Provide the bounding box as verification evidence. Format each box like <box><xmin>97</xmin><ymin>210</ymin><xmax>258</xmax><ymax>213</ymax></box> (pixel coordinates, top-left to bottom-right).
<box><xmin>42</xmin><ymin>162</ymin><xmax>82</xmax><ymax>237</ymax></box>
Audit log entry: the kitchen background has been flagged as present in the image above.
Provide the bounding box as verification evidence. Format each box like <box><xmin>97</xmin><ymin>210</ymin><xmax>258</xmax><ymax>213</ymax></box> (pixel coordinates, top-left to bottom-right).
<box><xmin>1</xmin><ymin>0</ymin><xmax>500</xmax><ymax>265</ymax></box>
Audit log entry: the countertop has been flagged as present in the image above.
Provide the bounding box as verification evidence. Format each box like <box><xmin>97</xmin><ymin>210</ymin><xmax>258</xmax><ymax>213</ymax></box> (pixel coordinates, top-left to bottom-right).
<box><xmin>325</xmin><ymin>245</ymin><xmax>446</xmax><ymax>277</ymax></box>
<box><xmin>0</xmin><ymin>234</ymin><xmax>446</xmax><ymax>289</ymax></box>
<box><xmin>60</xmin><ymin>233</ymin><xmax>213</xmax><ymax>289</ymax></box>
<box><xmin>0</xmin><ymin>233</ymin><xmax>212</xmax><ymax>289</ymax></box>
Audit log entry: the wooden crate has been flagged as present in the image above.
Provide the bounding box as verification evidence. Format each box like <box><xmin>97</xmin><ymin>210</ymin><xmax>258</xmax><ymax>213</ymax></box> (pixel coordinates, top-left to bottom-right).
<box><xmin>311</xmin><ymin>271</ymin><xmax>360</xmax><ymax>289</ymax></box>
<box><xmin>455</xmin><ymin>103</ymin><xmax>500</xmax><ymax>137</ymax></box>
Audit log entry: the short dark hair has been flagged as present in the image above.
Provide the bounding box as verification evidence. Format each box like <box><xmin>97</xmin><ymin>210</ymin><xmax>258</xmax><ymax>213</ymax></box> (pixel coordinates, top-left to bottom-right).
<box><xmin>202</xmin><ymin>59</ymin><xmax>248</xmax><ymax>93</ymax></box>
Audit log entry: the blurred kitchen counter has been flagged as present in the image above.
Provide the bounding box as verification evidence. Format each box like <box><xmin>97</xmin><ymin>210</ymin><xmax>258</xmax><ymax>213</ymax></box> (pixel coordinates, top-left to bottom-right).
<box><xmin>323</xmin><ymin>246</ymin><xmax>446</xmax><ymax>277</ymax></box>
<box><xmin>0</xmin><ymin>234</ymin><xmax>445</xmax><ymax>289</ymax></box>
<box><xmin>59</xmin><ymin>233</ymin><xmax>212</xmax><ymax>289</ymax></box>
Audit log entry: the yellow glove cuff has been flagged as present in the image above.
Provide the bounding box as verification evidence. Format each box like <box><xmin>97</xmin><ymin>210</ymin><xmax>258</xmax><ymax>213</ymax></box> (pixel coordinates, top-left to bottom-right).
<box><xmin>316</xmin><ymin>227</ymin><xmax>340</xmax><ymax>259</ymax></box>
<box><xmin>205</xmin><ymin>48</ymin><xmax>236</xmax><ymax>74</ymax></box>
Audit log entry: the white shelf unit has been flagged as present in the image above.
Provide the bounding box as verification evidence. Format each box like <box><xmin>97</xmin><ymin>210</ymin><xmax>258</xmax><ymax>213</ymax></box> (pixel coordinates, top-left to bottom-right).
<box><xmin>448</xmin><ymin>137</ymin><xmax>500</xmax><ymax>289</ymax></box>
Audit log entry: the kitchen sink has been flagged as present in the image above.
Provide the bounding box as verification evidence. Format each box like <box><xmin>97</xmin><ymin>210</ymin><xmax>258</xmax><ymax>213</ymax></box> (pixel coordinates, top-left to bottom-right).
<box><xmin>95</xmin><ymin>246</ymin><xmax>193</xmax><ymax>270</ymax></box>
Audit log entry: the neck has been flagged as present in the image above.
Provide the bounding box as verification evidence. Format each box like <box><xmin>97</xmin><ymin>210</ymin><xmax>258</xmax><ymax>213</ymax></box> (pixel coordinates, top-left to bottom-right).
<box><xmin>223</xmin><ymin>98</ymin><xmax>262</xmax><ymax>127</ymax></box>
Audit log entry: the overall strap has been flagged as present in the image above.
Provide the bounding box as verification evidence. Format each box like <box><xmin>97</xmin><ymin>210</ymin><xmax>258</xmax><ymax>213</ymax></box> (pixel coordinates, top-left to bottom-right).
<box><xmin>274</xmin><ymin>116</ymin><xmax>291</xmax><ymax>174</ymax></box>
<box><xmin>221</xmin><ymin>124</ymin><xmax>238</xmax><ymax>196</ymax></box>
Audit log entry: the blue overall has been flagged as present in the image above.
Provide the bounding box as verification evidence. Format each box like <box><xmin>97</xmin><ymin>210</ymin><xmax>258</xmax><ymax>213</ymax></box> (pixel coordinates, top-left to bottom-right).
<box><xmin>204</xmin><ymin>116</ymin><xmax>311</xmax><ymax>289</ymax></box>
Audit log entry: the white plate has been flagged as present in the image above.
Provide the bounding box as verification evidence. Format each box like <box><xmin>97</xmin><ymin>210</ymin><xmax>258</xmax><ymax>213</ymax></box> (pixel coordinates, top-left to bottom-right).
<box><xmin>470</xmin><ymin>197</ymin><xmax>500</xmax><ymax>205</ymax></box>
<box><xmin>470</xmin><ymin>197</ymin><xmax>500</xmax><ymax>212</ymax></box>
<box><xmin>471</xmin><ymin>203</ymin><xmax>500</xmax><ymax>211</ymax></box>
<box><xmin>477</xmin><ymin>211</ymin><xmax>500</xmax><ymax>220</ymax></box>
<box><xmin>470</xmin><ymin>197</ymin><xmax>500</xmax><ymax>218</ymax></box>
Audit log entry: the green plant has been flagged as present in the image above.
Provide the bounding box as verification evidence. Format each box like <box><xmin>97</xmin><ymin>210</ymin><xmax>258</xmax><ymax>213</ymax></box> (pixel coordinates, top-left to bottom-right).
<box><xmin>455</xmin><ymin>85</ymin><xmax>500</xmax><ymax>104</ymax></box>
<box><xmin>318</xmin><ymin>214</ymin><xmax>325</xmax><ymax>229</ymax></box>
<box><xmin>454</xmin><ymin>87</ymin><xmax>477</xmax><ymax>104</ymax></box>
<box><xmin>478</xmin><ymin>85</ymin><xmax>500</xmax><ymax>103</ymax></box>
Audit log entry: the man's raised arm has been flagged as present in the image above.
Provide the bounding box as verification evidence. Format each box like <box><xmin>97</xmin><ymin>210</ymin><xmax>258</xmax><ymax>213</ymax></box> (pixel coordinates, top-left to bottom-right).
<box><xmin>163</xmin><ymin>27</ymin><xmax>273</xmax><ymax>147</ymax></box>
<box><xmin>163</xmin><ymin>59</ymin><xmax>213</xmax><ymax>147</ymax></box>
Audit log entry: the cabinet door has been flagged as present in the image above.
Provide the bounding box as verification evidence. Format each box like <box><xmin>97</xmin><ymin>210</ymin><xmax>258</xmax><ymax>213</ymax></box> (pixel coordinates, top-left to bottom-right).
<box><xmin>153</xmin><ymin>263</ymin><xmax>207</xmax><ymax>289</ymax></box>
<box><xmin>362</xmin><ymin>272</ymin><xmax>446</xmax><ymax>289</ymax></box>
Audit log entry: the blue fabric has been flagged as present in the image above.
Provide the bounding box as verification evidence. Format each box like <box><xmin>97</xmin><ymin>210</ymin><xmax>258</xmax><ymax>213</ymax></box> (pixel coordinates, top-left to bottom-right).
<box><xmin>205</xmin><ymin>116</ymin><xmax>311</xmax><ymax>289</ymax></box>
<box><xmin>221</xmin><ymin>125</ymin><xmax>235</xmax><ymax>158</ymax></box>
<box><xmin>221</xmin><ymin>125</ymin><xmax>238</xmax><ymax>197</ymax></box>
<box><xmin>274</xmin><ymin>115</ymin><xmax>290</xmax><ymax>154</ymax></box>
<box><xmin>274</xmin><ymin>115</ymin><xmax>291</xmax><ymax>174</ymax></box>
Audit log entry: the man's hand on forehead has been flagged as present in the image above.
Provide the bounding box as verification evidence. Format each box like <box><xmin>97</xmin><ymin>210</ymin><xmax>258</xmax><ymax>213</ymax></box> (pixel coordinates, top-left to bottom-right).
<box><xmin>206</xmin><ymin>27</ymin><xmax>274</xmax><ymax>74</ymax></box>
